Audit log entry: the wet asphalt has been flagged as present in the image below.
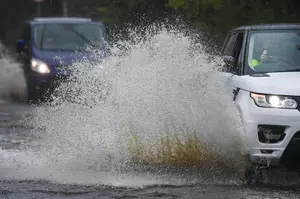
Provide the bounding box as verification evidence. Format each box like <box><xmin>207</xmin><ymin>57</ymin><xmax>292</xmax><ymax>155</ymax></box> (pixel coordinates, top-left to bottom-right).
<box><xmin>1</xmin><ymin>101</ymin><xmax>300</xmax><ymax>199</ymax></box>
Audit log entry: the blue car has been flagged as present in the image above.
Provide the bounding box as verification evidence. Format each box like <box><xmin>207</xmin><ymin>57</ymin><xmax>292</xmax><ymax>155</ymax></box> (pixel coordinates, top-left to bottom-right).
<box><xmin>16</xmin><ymin>17</ymin><xmax>109</xmax><ymax>102</ymax></box>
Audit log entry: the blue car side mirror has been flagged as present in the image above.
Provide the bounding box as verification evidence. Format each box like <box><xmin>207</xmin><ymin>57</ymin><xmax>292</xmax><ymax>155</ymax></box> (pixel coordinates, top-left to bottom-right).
<box><xmin>16</xmin><ymin>39</ymin><xmax>25</xmax><ymax>53</ymax></box>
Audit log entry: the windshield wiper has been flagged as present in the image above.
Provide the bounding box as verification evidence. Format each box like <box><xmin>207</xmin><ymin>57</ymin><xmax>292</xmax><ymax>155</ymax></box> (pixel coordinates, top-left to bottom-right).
<box><xmin>250</xmin><ymin>73</ymin><xmax>270</xmax><ymax>77</ymax></box>
<box><xmin>273</xmin><ymin>68</ymin><xmax>300</xmax><ymax>73</ymax></box>
<box><xmin>68</xmin><ymin>27</ymin><xmax>97</xmax><ymax>48</ymax></box>
<box><xmin>283</xmin><ymin>68</ymin><xmax>300</xmax><ymax>72</ymax></box>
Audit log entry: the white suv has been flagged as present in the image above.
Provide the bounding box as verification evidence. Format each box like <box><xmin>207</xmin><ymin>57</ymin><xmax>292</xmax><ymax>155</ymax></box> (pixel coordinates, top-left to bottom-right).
<box><xmin>221</xmin><ymin>24</ymin><xmax>300</xmax><ymax>179</ymax></box>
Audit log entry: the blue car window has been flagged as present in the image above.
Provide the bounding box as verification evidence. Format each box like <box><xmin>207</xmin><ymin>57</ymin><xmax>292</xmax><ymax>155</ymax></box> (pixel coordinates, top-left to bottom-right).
<box><xmin>33</xmin><ymin>23</ymin><xmax>105</xmax><ymax>51</ymax></box>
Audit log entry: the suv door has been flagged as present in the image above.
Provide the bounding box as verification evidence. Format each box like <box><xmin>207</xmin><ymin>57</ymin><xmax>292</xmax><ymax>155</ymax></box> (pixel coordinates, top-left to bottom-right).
<box><xmin>222</xmin><ymin>31</ymin><xmax>245</xmax><ymax>75</ymax></box>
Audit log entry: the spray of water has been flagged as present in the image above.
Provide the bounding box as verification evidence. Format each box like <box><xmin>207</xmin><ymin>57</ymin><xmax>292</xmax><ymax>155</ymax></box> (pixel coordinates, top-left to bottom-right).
<box><xmin>0</xmin><ymin>43</ymin><xmax>27</xmax><ymax>103</ymax></box>
<box><xmin>0</xmin><ymin>24</ymin><xmax>248</xmax><ymax>187</ymax></box>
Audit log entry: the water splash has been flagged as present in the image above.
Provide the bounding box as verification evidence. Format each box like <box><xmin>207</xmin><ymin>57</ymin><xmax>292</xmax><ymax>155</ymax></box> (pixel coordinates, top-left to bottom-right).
<box><xmin>0</xmin><ymin>24</ymin><xmax>247</xmax><ymax>186</ymax></box>
<box><xmin>0</xmin><ymin>43</ymin><xmax>27</xmax><ymax>102</ymax></box>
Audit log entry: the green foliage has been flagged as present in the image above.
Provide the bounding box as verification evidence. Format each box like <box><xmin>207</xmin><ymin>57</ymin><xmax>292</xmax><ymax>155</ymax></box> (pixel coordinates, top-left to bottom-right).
<box><xmin>1</xmin><ymin>0</ymin><xmax>300</xmax><ymax>48</ymax></box>
<box><xmin>66</xmin><ymin>0</ymin><xmax>300</xmax><ymax>44</ymax></box>
<box><xmin>166</xmin><ymin>0</ymin><xmax>300</xmax><ymax>45</ymax></box>
<box><xmin>167</xmin><ymin>0</ymin><xmax>186</xmax><ymax>9</ymax></box>
<box><xmin>67</xmin><ymin>0</ymin><xmax>170</xmax><ymax>25</ymax></box>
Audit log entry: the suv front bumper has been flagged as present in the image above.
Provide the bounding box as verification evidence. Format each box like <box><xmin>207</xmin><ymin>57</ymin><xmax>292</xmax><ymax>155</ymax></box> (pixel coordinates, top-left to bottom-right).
<box><xmin>236</xmin><ymin>89</ymin><xmax>300</xmax><ymax>167</ymax></box>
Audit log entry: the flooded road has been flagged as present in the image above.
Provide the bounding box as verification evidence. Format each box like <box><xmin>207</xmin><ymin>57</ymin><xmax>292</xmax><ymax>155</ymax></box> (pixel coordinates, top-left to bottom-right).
<box><xmin>1</xmin><ymin>28</ymin><xmax>300</xmax><ymax>198</ymax></box>
<box><xmin>0</xmin><ymin>101</ymin><xmax>300</xmax><ymax>199</ymax></box>
<box><xmin>0</xmin><ymin>181</ymin><xmax>299</xmax><ymax>199</ymax></box>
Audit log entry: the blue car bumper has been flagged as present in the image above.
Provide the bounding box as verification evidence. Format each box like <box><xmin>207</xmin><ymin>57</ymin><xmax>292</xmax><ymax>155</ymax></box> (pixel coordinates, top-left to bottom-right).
<box><xmin>26</xmin><ymin>70</ymin><xmax>70</xmax><ymax>94</ymax></box>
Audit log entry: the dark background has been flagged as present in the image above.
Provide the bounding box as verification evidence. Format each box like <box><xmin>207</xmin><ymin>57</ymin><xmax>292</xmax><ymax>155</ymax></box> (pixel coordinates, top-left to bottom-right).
<box><xmin>1</xmin><ymin>0</ymin><xmax>300</xmax><ymax>51</ymax></box>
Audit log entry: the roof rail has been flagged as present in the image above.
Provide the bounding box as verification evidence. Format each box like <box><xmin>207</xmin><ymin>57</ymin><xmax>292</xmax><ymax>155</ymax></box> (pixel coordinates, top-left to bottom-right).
<box><xmin>33</xmin><ymin>17</ymin><xmax>92</xmax><ymax>22</ymax></box>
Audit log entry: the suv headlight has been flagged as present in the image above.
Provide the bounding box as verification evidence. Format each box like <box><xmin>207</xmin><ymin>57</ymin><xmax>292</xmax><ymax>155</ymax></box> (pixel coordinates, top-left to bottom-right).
<box><xmin>250</xmin><ymin>93</ymin><xmax>298</xmax><ymax>109</ymax></box>
<box><xmin>31</xmin><ymin>58</ymin><xmax>51</xmax><ymax>74</ymax></box>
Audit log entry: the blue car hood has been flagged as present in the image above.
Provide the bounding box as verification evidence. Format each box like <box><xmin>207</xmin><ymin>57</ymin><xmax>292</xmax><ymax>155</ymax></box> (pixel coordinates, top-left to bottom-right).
<box><xmin>33</xmin><ymin>48</ymin><xmax>105</xmax><ymax>67</ymax></box>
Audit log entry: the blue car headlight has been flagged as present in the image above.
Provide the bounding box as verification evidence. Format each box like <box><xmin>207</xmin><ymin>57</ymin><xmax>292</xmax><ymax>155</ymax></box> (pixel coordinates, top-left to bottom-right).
<box><xmin>31</xmin><ymin>58</ymin><xmax>51</xmax><ymax>74</ymax></box>
<box><xmin>250</xmin><ymin>92</ymin><xmax>298</xmax><ymax>109</ymax></box>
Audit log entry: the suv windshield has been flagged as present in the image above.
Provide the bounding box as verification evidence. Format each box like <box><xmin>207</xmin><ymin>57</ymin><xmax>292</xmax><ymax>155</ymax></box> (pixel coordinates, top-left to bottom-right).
<box><xmin>33</xmin><ymin>23</ymin><xmax>105</xmax><ymax>51</ymax></box>
<box><xmin>246</xmin><ymin>30</ymin><xmax>300</xmax><ymax>74</ymax></box>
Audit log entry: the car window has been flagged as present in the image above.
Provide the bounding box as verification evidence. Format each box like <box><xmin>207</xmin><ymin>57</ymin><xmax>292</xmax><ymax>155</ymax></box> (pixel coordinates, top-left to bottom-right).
<box><xmin>246</xmin><ymin>31</ymin><xmax>300</xmax><ymax>73</ymax></box>
<box><xmin>74</xmin><ymin>25</ymin><xmax>104</xmax><ymax>42</ymax></box>
<box><xmin>232</xmin><ymin>32</ymin><xmax>244</xmax><ymax>60</ymax></box>
<box><xmin>33</xmin><ymin>23</ymin><xmax>105</xmax><ymax>51</ymax></box>
<box><xmin>223</xmin><ymin>33</ymin><xmax>237</xmax><ymax>55</ymax></box>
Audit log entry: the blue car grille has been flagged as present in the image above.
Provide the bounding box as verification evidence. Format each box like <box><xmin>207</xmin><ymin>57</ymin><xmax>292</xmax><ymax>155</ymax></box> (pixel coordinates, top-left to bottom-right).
<box><xmin>53</xmin><ymin>66</ymin><xmax>70</xmax><ymax>71</ymax></box>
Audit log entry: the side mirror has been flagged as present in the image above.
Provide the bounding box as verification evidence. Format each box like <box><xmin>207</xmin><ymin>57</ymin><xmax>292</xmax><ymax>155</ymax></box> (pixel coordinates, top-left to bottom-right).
<box><xmin>16</xmin><ymin>39</ymin><xmax>26</xmax><ymax>53</ymax></box>
<box><xmin>222</xmin><ymin>55</ymin><xmax>236</xmax><ymax>74</ymax></box>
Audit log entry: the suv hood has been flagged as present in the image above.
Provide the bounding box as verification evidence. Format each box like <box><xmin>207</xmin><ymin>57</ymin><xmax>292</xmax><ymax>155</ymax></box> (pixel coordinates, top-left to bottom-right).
<box><xmin>228</xmin><ymin>72</ymin><xmax>300</xmax><ymax>96</ymax></box>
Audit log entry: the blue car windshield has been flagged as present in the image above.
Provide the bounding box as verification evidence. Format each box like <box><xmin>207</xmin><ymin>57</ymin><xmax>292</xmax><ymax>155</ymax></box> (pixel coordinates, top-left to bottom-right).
<box><xmin>245</xmin><ymin>30</ymin><xmax>300</xmax><ymax>74</ymax></box>
<box><xmin>33</xmin><ymin>23</ymin><xmax>105</xmax><ymax>51</ymax></box>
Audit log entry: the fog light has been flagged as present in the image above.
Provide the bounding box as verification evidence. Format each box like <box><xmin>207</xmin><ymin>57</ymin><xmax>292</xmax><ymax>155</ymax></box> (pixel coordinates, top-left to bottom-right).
<box><xmin>258</xmin><ymin>125</ymin><xmax>286</xmax><ymax>143</ymax></box>
<box><xmin>264</xmin><ymin>132</ymin><xmax>282</xmax><ymax>140</ymax></box>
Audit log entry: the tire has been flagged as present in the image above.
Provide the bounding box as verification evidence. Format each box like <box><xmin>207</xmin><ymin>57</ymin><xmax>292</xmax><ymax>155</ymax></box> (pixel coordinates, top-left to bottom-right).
<box><xmin>27</xmin><ymin>86</ymin><xmax>42</xmax><ymax>104</ymax></box>
<box><xmin>26</xmin><ymin>79</ymin><xmax>44</xmax><ymax>104</ymax></box>
<box><xmin>244</xmin><ymin>165</ymin><xmax>259</xmax><ymax>185</ymax></box>
<box><xmin>242</xmin><ymin>155</ymin><xmax>266</xmax><ymax>185</ymax></box>
<box><xmin>244</xmin><ymin>164</ymin><xmax>263</xmax><ymax>185</ymax></box>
